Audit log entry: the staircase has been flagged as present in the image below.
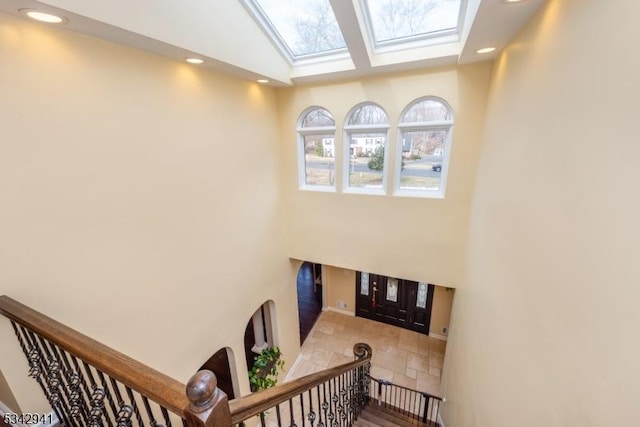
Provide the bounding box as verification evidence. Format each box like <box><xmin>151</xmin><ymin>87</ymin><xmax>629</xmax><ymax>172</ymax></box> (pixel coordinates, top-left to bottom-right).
<box><xmin>0</xmin><ymin>295</ymin><xmax>443</xmax><ymax>427</ymax></box>
<box><xmin>356</xmin><ymin>403</ymin><xmax>439</xmax><ymax>426</ymax></box>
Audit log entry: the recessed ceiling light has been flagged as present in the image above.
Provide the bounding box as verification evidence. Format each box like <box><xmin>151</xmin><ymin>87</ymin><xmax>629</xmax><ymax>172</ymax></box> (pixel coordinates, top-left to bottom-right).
<box><xmin>476</xmin><ymin>47</ymin><xmax>497</xmax><ymax>54</ymax></box>
<box><xmin>185</xmin><ymin>57</ymin><xmax>204</xmax><ymax>64</ymax></box>
<box><xmin>257</xmin><ymin>79</ymin><xmax>270</xmax><ymax>84</ymax></box>
<box><xmin>504</xmin><ymin>0</ymin><xmax>525</xmax><ymax>3</ymax></box>
<box><xmin>19</xmin><ymin>9</ymin><xmax>67</xmax><ymax>24</ymax></box>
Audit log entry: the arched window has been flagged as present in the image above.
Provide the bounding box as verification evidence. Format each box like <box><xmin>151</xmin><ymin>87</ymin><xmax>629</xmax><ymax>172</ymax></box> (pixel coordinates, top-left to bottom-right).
<box><xmin>343</xmin><ymin>103</ymin><xmax>389</xmax><ymax>193</ymax></box>
<box><xmin>396</xmin><ymin>97</ymin><xmax>454</xmax><ymax>197</ymax></box>
<box><xmin>297</xmin><ymin>107</ymin><xmax>336</xmax><ymax>190</ymax></box>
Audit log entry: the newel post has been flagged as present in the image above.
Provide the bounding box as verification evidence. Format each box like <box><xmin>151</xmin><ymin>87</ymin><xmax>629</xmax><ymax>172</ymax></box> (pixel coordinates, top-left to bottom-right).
<box><xmin>184</xmin><ymin>370</ymin><xmax>232</xmax><ymax>427</ymax></box>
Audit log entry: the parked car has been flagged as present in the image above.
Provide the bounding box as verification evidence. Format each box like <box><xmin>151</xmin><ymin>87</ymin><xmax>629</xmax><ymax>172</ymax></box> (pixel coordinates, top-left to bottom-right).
<box><xmin>432</xmin><ymin>164</ymin><xmax>442</xmax><ymax>172</ymax></box>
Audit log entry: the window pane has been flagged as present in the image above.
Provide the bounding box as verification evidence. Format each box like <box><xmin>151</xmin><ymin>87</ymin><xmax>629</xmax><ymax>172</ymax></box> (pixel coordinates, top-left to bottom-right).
<box><xmin>360</xmin><ymin>273</ymin><xmax>370</xmax><ymax>295</ymax></box>
<box><xmin>304</xmin><ymin>135</ymin><xmax>335</xmax><ymax>186</ymax></box>
<box><xmin>402</xmin><ymin>99</ymin><xmax>450</xmax><ymax>122</ymax></box>
<box><xmin>399</xmin><ymin>130</ymin><xmax>446</xmax><ymax>190</ymax></box>
<box><xmin>302</xmin><ymin>108</ymin><xmax>335</xmax><ymax>127</ymax></box>
<box><xmin>364</xmin><ymin>0</ymin><xmax>462</xmax><ymax>44</ymax></box>
<box><xmin>254</xmin><ymin>0</ymin><xmax>346</xmax><ymax>57</ymax></box>
<box><xmin>387</xmin><ymin>278</ymin><xmax>398</xmax><ymax>302</ymax></box>
<box><xmin>347</xmin><ymin>104</ymin><xmax>389</xmax><ymax>126</ymax></box>
<box><xmin>347</xmin><ymin>133</ymin><xmax>386</xmax><ymax>188</ymax></box>
<box><xmin>417</xmin><ymin>282</ymin><xmax>428</xmax><ymax>308</ymax></box>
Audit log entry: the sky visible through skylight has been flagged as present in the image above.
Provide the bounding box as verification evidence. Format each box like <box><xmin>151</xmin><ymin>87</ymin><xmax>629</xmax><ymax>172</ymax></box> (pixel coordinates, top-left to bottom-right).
<box><xmin>365</xmin><ymin>0</ymin><xmax>461</xmax><ymax>43</ymax></box>
<box><xmin>254</xmin><ymin>0</ymin><xmax>346</xmax><ymax>57</ymax></box>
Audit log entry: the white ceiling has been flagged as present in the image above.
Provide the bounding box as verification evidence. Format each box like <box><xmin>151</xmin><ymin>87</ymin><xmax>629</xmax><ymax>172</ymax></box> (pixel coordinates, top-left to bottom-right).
<box><xmin>0</xmin><ymin>0</ymin><xmax>546</xmax><ymax>86</ymax></box>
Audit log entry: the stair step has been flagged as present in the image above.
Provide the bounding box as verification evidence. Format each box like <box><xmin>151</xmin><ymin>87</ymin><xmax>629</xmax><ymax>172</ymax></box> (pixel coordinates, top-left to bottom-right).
<box><xmin>355</xmin><ymin>404</ymin><xmax>439</xmax><ymax>427</ymax></box>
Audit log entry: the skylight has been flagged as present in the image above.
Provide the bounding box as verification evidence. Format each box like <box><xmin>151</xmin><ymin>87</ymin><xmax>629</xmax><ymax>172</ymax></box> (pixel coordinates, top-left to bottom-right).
<box><xmin>363</xmin><ymin>0</ymin><xmax>462</xmax><ymax>47</ymax></box>
<box><xmin>250</xmin><ymin>0</ymin><xmax>347</xmax><ymax>60</ymax></box>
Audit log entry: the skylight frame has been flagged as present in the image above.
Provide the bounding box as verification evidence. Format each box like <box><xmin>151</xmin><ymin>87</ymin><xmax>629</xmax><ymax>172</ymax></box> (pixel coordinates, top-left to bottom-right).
<box><xmin>240</xmin><ymin>0</ymin><xmax>350</xmax><ymax>65</ymax></box>
<box><xmin>360</xmin><ymin>0</ymin><xmax>468</xmax><ymax>53</ymax></box>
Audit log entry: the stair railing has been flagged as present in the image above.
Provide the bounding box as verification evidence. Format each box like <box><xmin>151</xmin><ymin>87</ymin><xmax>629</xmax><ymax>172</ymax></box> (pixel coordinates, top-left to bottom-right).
<box><xmin>0</xmin><ymin>296</ymin><xmax>372</xmax><ymax>427</ymax></box>
<box><xmin>370</xmin><ymin>377</ymin><xmax>442</xmax><ymax>425</ymax></box>
<box><xmin>228</xmin><ymin>343</ymin><xmax>372</xmax><ymax>427</ymax></box>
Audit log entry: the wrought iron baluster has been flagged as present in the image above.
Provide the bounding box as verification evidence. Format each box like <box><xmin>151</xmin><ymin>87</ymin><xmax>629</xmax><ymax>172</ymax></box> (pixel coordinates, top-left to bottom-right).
<box><xmin>411</xmin><ymin>386</ymin><xmax>420</xmax><ymax>419</ymax></box>
<box><xmin>116</xmin><ymin>403</ymin><xmax>134</xmax><ymax>427</ymax></box>
<box><xmin>335</xmin><ymin>375</ymin><xmax>341</xmax><ymax>427</ymax></box>
<box><xmin>124</xmin><ymin>385</ymin><xmax>146</xmax><ymax>426</ymax></box>
<box><xmin>339</xmin><ymin>373</ymin><xmax>346</xmax><ymax>427</ymax></box>
<box><xmin>69</xmin><ymin>354</ymin><xmax>92</xmax><ymax>396</ymax></box>
<box><xmin>84</xmin><ymin>362</ymin><xmax>117</xmax><ymax>426</ymax></box>
<box><xmin>29</xmin><ymin>330</ymin><xmax>74</xmax><ymax>426</ymax></box>
<box><xmin>336</xmin><ymin>374</ymin><xmax>343</xmax><ymax>427</ymax></box>
<box><xmin>94</xmin><ymin>367</ymin><xmax>121</xmax><ymax>421</ymax></box>
<box><xmin>345</xmin><ymin>371</ymin><xmax>351</xmax><ymax>426</ymax></box>
<box><xmin>141</xmin><ymin>396</ymin><xmax>161</xmax><ymax>427</ymax></box>
<box><xmin>54</xmin><ymin>345</ymin><xmax>91</xmax><ymax>425</ymax></box>
<box><xmin>288</xmin><ymin>398</ymin><xmax>296</xmax><ymax>427</ymax></box>
<box><xmin>11</xmin><ymin>322</ymin><xmax>68</xmax><ymax>426</ymax></box>
<box><xmin>320</xmin><ymin>381</ymin><xmax>329</xmax><ymax>427</ymax></box>
<box><xmin>161</xmin><ymin>406</ymin><xmax>174</xmax><ymax>427</ymax></box>
<box><xmin>299</xmin><ymin>390</ymin><xmax>305</xmax><ymax>427</ymax></box>
<box><xmin>329</xmin><ymin>377</ymin><xmax>338</xmax><ymax>427</ymax></box>
<box><xmin>315</xmin><ymin>384</ymin><xmax>323</xmax><ymax>427</ymax></box>
<box><xmin>307</xmin><ymin>388</ymin><xmax>316</xmax><ymax>427</ymax></box>
<box><xmin>276</xmin><ymin>403</ymin><xmax>282</xmax><ymax>427</ymax></box>
<box><xmin>350</xmin><ymin>368</ymin><xmax>357</xmax><ymax>421</ymax></box>
<box><xmin>106</xmin><ymin>376</ymin><xmax>134</xmax><ymax>427</ymax></box>
<box><xmin>68</xmin><ymin>352</ymin><xmax>99</xmax><ymax>422</ymax></box>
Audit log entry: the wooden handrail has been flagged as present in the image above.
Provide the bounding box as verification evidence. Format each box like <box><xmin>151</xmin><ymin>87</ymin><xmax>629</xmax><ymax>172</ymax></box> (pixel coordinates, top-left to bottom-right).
<box><xmin>1</xmin><ymin>295</ymin><xmax>374</xmax><ymax>427</ymax></box>
<box><xmin>0</xmin><ymin>295</ymin><xmax>188</xmax><ymax>415</ymax></box>
<box><xmin>228</xmin><ymin>348</ymin><xmax>372</xmax><ymax>424</ymax></box>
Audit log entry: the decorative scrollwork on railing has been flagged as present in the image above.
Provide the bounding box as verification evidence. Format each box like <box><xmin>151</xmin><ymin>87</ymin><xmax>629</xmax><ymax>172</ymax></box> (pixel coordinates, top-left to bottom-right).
<box><xmin>88</xmin><ymin>386</ymin><xmax>106</xmax><ymax>427</ymax></box>
<box><xmin>116</xmin><ymin>403</ymin><xmax>134</xmax><ymax>427</ymax></box>
<box><xmin>353</xmin><ymin>343</ymin><xmax>372</xmax><ymax>360</ymax></box>
<box><xmin>3</xmin><ymin>298</ymin><xmax>188</xmax><ymax>427</ymax></box>
<box><xmin>26</xmin><ymin>347</ymin><xmax>41</xmax><ymax>378</ymax></box>
<box><xmin>45</xmin><ymin>358</ymin><xmax>62</xmax><ymax>405</ymax></box>
<box><xmin>66</xmin><ymin>370</ymin><xmax>83</xmax><ymax>418</ymax></box>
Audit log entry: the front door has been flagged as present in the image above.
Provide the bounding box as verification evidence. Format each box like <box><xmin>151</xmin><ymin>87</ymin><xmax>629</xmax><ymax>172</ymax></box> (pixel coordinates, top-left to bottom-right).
<box><xmin>355</xmin><ymin>272</ymin><xmax>434</xmax><ymax>335</ymax></box>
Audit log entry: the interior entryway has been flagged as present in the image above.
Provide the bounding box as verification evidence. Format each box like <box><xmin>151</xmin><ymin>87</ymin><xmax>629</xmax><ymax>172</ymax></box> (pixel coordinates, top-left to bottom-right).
<box><xmin>355</xmin><ymin>272</ymin><xmax>435</xmax><ymax>335</ymax></box>
<box><xmin>243</xmin><ymin>302</ymin><xmax>277</xmax><ymax>382</ymax></box>
<box><xmin>288</xmin><ymin>310</ymin><xmax>445</xmax><ymax>397</ymax></box>
<box><xmin>199</xmin><ymin>347</ymin><xmax>237</xmax><ymax>399</ymax></box>
<box><xmin>297</xmin><ymin>261</ymin><xmax>323</xmax><ymax>345</ymax></box>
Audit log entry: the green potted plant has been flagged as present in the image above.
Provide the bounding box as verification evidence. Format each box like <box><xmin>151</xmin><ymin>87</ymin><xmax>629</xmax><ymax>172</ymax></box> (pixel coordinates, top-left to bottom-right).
<box><xmin>248</xmin><ymin>346</ymin><xmax>285</xmax><ymax>392</ymax></box>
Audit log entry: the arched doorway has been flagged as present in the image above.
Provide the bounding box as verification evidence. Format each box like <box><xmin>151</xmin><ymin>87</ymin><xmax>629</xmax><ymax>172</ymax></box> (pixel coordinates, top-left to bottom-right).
<box><xmin>243</xmin><ymin>301</ymin><xmax>278</xmax><ymax>387</ymax></box>
<box><xmin>199</xmin><ymin>347</ymin><xmax>237</xmax><ymax>399</ymax></box>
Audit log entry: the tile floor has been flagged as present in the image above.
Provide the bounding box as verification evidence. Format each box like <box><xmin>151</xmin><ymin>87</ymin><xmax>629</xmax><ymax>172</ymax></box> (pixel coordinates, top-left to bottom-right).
<box><xmin>286</xmin><ymin>310</ymin><xmax>446</xmax><ymax>396</ymax></box>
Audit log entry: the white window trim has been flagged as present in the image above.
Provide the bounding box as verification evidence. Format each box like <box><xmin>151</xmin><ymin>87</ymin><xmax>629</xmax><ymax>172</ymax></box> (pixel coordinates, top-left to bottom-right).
<box><xmin>393</xmin><ymin>122</ymin><xmax>454</xmax><ymax>199</ymax></box>
<box><xmin>297</xmin><ymin>126</ymin><xmax>337</xmax><ymax>192</ymax></box>
<box><xmin>342</xmin><ymin>128</ymin><xmax>390</xmax><ymax>196</ymax></box>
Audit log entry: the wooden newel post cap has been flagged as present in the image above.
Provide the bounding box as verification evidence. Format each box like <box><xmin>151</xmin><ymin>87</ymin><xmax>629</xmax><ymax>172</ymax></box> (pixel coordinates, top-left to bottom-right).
<box><xmin>186</xmin><ymin>370</ymin><xmax>218</xmax><ymax>413</ymax></box>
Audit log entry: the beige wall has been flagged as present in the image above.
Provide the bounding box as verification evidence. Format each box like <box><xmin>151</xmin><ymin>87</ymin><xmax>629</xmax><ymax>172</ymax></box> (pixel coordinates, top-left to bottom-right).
<box><xmin>324</xmin><ymin>265</ymin><xmax>356</xmax><ymax>314</ymax></box>
<box><xmin>429</xmin><ymin>286</ymin><xmax>453</xmax><ymax>337</ymax></box>
<box><xmin>0</xmin><ymin>12</ymin><xmax>300</xmax><ymax>411</ymax></box>
<box><xmin>0</xmin><ymin>370</ymin><xmax>20</xmax><ymax>413</ymax></box>
<box><xmin>277</xmin><ymin>64</ymin><xmax>492</xmax><ymax>287</ymax></box>
<box><xmin>442</xmin><ymin>0</ymin><xmax>640</xmax><ymax>425</ymax></box>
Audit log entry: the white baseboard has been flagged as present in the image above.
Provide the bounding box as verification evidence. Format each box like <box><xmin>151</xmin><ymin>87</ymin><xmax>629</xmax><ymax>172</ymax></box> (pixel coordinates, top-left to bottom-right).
<box><xmin>429</xmin><ymin>333</ymin><xmax>448</xmax><ymax>341</ymax></box>
<box><xmin>0</xmin><ymin>403</ymin><xmax>58</xmax><ymax>427</ymax></box>
<box><xmin>323</xmin><ymin>306</ymin><xmax>355</xmax><ymax>317</ymax></box>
